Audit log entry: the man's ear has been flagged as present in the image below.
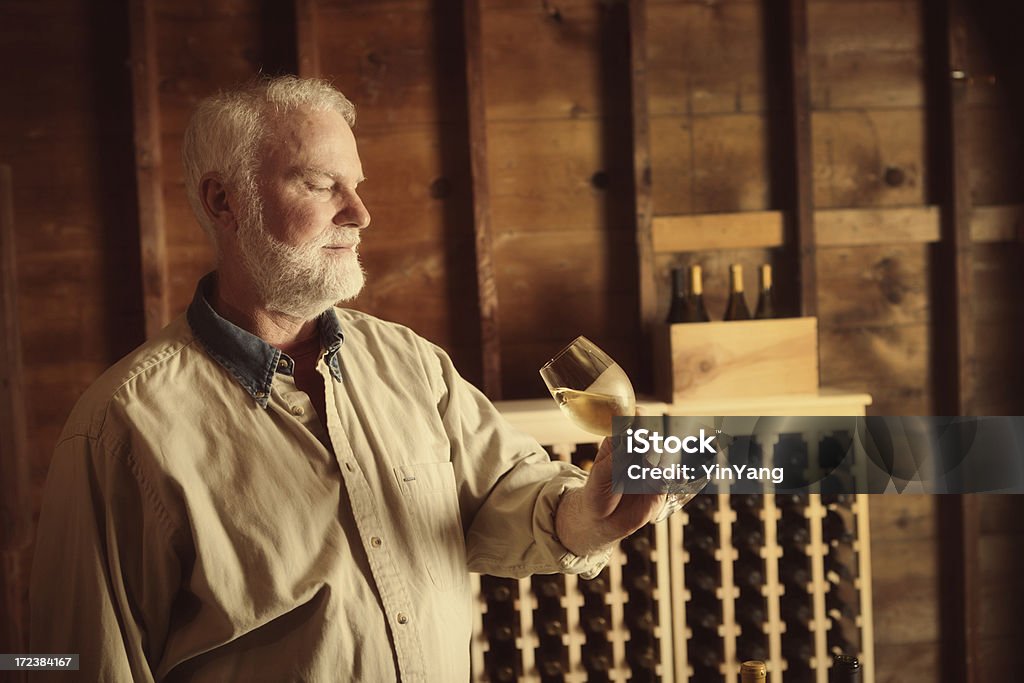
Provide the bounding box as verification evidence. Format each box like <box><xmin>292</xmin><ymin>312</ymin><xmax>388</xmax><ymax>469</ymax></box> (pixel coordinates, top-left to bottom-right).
<box><xmin>199</xmin><ymin>174</ymin><xmax>238</xmax><ymax>233</ymax></box>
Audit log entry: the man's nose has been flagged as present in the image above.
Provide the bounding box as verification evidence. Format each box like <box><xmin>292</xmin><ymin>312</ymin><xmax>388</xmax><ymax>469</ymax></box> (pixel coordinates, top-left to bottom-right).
<box><xmin>335</xmin><ymin>191</ymin><xmax>370</xmax><ymax>230</ymax></box>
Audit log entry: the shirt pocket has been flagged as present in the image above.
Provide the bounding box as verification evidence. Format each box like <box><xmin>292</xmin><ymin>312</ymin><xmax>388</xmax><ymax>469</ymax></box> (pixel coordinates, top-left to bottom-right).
<box><xmin>393</xmin><ymin>461</ymin><xmax>468</xmax><ymax>591</ymax></box>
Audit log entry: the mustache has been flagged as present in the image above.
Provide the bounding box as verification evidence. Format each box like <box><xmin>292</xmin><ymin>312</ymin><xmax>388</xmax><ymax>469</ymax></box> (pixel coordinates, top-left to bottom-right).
<box><xmin>315</xmin><ymin>228</ymin><xmax>361</xmax><ymax>248</ymax></box>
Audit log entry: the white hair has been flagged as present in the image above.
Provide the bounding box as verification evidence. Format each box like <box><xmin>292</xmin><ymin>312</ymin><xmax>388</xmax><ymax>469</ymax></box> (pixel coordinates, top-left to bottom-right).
<box><xmin>181</xmin><ymin>76</ymin><xmax>357</xmax><ymax>240</ymax></box>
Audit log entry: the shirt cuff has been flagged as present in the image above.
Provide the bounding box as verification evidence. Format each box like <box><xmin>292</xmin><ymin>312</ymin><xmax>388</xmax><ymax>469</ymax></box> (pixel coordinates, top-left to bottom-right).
<box><xmin>538</xmin><ymin>483</ymin><xmax>613</xmax><ymax>580</ymax></box>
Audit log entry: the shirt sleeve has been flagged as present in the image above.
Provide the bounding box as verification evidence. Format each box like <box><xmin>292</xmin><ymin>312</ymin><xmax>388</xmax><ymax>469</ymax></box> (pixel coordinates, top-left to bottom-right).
<box><xmin>427</xmin><ymin>344</ymin><xmax>611</xmax><ymax>580</ymax></box>
<box><xmin>30</xmin><ymin>433</ymin><xmax>183</xmax><ymax>682</ymax></box>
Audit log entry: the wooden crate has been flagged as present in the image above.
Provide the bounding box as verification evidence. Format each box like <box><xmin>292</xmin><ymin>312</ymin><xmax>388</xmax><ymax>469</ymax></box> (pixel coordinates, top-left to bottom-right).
<box><xmin>654</xmin><ymin>318</ymin><xmax>819</xmax><ymax>403</ymax></box>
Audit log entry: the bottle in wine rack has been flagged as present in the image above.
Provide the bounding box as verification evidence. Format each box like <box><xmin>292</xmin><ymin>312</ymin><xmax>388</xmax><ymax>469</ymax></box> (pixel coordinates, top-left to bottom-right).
<box><xmin>485</xmin><ymin>619</ymin><xmax>516</xmax><ymax>644</ymax></box>
<box><xmin>779</xmin><ymin>557</ymin><xmax>812</xmax><ymax>589</ymax></box>
<box><xmin>824</xmin><ymin>553</ymin><xmax>854</xmax><ymax>584</ymax></box>
<box><xmin>826</xmin><ymin>589</ymin><xmax>858</xmax><ymax>622</ymax></box>
<box><xmin>736</xmin><ymin>599</ymin><xmax>767</xmax><ymax>631</ymax></box>
<box><xmin>782</xmin><ymin>637</ymin><xmax>815</xmax><ymax>665</ymax></box>
<box><xmin>686</xmin><ymin>565</ymin><xmax>720</xmax><ymax>594</ymax></box>
<box><xmin>733</xmin><ymin>557</ymin><xmax>766</xmax><ymax>592</ymax></box>
<box><xmin>733</xmin><ymin>517</ymin><xmax>766</xmax><ymax>555</ymax></box>
<box><xmin>823</xmin><ymin>492</ymin><xmax>855</xmax><ymax>508</ymax></box>
<box><xmin>584</xmin><ymin>649</ymin><xmax>612</xmax><ymax>673</ymax></box>
<box><xmin>492</xmin><ymin>664</ymin><xmax>517</xmax><ymax>683</ymax></box>
<box><xmin>781</xmin><ymin>599</ymin><xmax>813</xmax><ymax>626</ymax></box>
<box><xmin>483</xmin><ymin>577</ymin><xmax>515</xmax><ymax>604</ymax></box>
<box><xmin>754</xmin><ymin>264</ymin><xmax>776</xmax><ymax>319</ymax></box>
<box><xmin>688</xmin><ymin>492</ymin><xmax>718</xmax><ymax>516</ymax></box>
<box><xmin>776</xmin><ymin>492</ymin><xmax>808</xmax><ymax>510</ymax></box>
<box><xmin>628</xmin><ymin>607</ymin><xmax>658</xmax><ymax>634</ymax></box>
<box><xmin>828</xmin><ymin>627</ymin><xmax>855</xmax><ymax>657</ymax></box>
<box><xmin>740</xmin><ymin>659</ymin><xmax>768</xmax><ymax>683</ymax></box>
<box><xmin>737</xmin><ymin>634</ymin><xmax>770</xmax><ymax>663</ymax></box>
<box><xmin>626</xmin><ymin>533</ymin><xmax>653</xmax><ymax>559</ymax></box>
<box><xmin>823</xmin><ymin>510</ymin><xmax>855</xmax><ymax>546</ymax></box>
<box><xmin>686</xmin><ymin>596</ymin><xmax>722</xmax><ymax>632</ymax></box>
<box><xmin>579</xmin><ymin>573</ymin><xmax>608</xmax><ymax>597</ymax></box>
<box><xmin>536</xmin><ymin>575</ymin><xmax>565</xmax><ymax>600</ymax></box>
<box><xmin>629</xmin><ymin>645</ymin><xmax>659</xmax><ymax>674</ymax></box>
<box><xmin>626</xmin><ymin>571</ymin><xmax>654</xmax><ymax>595</ymax></box>
<box><xmin>684</xmin><ymin>515</ymin><xmax>720</xmax><ymax>554</ymax></box>
<box><xmin>777</xmin><ymin>519</ymin><xmax>810</xmax><ymax>552</ymax></box>
<box><xmin>583</xmin><ymin>612</ymin><xmax>610</xmax><ymax>635</ymax></box>
<box><xmin>724</xmin><ymin>264</ymin><xmax>752</xmax><ymax>321</ymax></box>
<box><xmin>830</xmin><ymin>654</ymin><xmax>862</xmax><ymax>683</ymax></box>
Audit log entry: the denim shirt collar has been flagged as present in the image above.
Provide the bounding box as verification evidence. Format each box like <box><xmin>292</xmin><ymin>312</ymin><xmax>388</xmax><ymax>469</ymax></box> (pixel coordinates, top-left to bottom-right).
<box><xmin>186</xmin><ymin>272</ymin><xmax>345</xmax><ymax>408</ymax></box>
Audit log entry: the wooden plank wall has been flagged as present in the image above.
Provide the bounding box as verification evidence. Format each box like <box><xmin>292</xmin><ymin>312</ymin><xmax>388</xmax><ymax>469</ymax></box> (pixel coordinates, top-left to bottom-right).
<box><xmin>1</xmin><ymin>1</ymin><xmax>1023</xmax><ymax>681</ymax></box>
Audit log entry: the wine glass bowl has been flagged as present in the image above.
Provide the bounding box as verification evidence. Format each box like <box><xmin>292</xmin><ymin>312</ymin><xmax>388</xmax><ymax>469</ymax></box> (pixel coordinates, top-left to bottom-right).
<box><xmin>540</xmin><ymin>336</ymin><xmax>636</xmax><ymax>437</ymax></box>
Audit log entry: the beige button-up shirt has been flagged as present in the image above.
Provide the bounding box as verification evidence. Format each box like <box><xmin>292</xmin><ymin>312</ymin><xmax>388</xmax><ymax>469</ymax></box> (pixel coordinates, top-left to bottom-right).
<box><xmin>30</xmin><ymin>275</ymin><xmax>608</xmax><ymax>682</ymax></box>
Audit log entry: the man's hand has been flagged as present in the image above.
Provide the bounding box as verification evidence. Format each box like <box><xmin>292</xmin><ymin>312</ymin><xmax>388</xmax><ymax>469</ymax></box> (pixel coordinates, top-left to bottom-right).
<box><xmin>554</xmin><ymin>436</ymin><xmax>665</xmax><ymax>557</ymax></box>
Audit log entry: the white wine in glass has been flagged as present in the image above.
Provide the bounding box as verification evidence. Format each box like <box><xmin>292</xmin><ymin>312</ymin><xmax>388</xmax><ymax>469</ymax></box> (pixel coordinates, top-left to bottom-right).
<box><xmin>539</xmin><ymin>336</ymin><xmax>705</xmax><ymax>523</ymax></box>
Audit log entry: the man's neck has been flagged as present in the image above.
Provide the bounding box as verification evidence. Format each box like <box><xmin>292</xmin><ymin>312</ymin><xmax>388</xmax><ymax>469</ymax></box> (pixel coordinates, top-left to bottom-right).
<box><xmin>211</xmin><ymin>270</ymin><xmax>320</xmax><ymax>347</ymax></box>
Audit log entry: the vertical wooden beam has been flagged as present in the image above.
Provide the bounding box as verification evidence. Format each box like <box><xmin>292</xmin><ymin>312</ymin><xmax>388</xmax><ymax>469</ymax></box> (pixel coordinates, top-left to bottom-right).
<box><xmin>930</xmin><ymin>0</ymin><xmax>979</xmax><ymax>680</ymax></box>
<box><xmin>0</xmin><ymin>165</ymin><xmax>30</xmax><ymax>659</ymax></box>
<box><xmin>462</xmin><ymin>0</ymin><xmax>502</xmax><ymax>399</ymax></box>
<box><xmin>295</xmin><ymin>0</ymin><xmax>321</xmax><ymax>78</ymax></box>
<box><xmin>783</xmin><ymin>0</ymin><xmax>817</xmax><ymax>317</ymax></box>
<box><xmin>129</xmin><ymin>0</ymin><xmax>170</xmax><ymax>337</ymax></box>
<box><xmin>944</xmin><ymin>1</ymin><xmax>976</xmax><ymax>417</ymax></box>
<box><xmin>628</xmin><ymin>0</ymin><xmax>656</xmax><ymax>331</ymax></box>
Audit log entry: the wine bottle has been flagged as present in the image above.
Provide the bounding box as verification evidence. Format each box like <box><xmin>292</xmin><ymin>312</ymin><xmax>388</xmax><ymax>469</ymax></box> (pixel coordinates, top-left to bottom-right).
<box><xmin>783</xmin><ymin>638</ymin><xmax>814</xmax><ymax>664</ymax></box>
<box><xmin>733</xmin><ymin>518</ymin><xmax>766</xmax><ymax>555</ymax></box>
<box><xmin>826</xmin><ymin>590</ymin><xmax>857</xmax><ymax>622</ymax></box>
<box><xmin>492</xmin><ymin>664</ymin><xmax>517</xmax><ymax>682</ymax></box>
<box><xmin>823</xmin><ymin>510</ymin><xmax>855</xmax><ymax>546</ymax></box>
<box><xmin>585</xmin><ymin>651</ymin><xmax>611</xmax><ymax>672</ymax></box>
<box><xmin>733</xmin><ymin>558</ymin><xmax>766</xmax><ymax>592</ymax></box>
<box><xmin>828</xmin><ymin>628</ymin><xmax>855</xmax><ymax>657</ymax></box>
<box><xmin>830</xmin><ymin>654</ymin><xmax>862</xmax><ymax>683</ymax></box>
<box><xmin>687</xmin><ymin>599</ymin><xmax>721</xmax><ymax>632</ymax></box>
<box><xmin>723</xmin><ymin>264</ymin><xmax>751</xmax><ymax>320</ymax></box>
<box><xmin>540</xmin><ymin>619</ymin><xmax>565</xmax><ymax>638</ymax></box>
<box><xmin>666</xmin><ymin>267</ymin><xmax>694</xmax><ymax>324</ymax></box>
<box><xmin>686</xmin><ymin>565</ymin><xmax>720</xmax><ymax>593</ymax></box>
<box><xmin>628</xmin><ymin>608</ymin><xmax>657</xmax><ymax>633</ymax></box>
<box><xmin>684</xmin><ymin>515</ymin><xmax>719</xmax><ymax>554</ymax></box>
<box><xmin>754</xmin><ymin>264</ymin><xmax>776</xmax><ymax>319</ymax></box>
<box><xmin>488</xmin><ymin>623</ymin><xmax>515</xmax><ymax>643</ymax></box>
<box><xmin>688</xmin><ymin>265</ymin><xmax>711</xmax><ymax>322</ymax></box>
<box><xmin>782</xmin><ymin>599</ymin><xmax>813</xmax><ymax>626</ymax></box>
<box><xmin>778</xmin><ymin>519</ymin><xmax>810</xmax><ymax>552</ymax></box>
<box><xmin>780</xmin><ymin>558</ymin><xmax>812</xmax><ymax>588</ymax></box>
<box><xmin>579</xmin><ymin>574</ymin><xmax>608</xmax><ymax>596</ymax></box>
<box><xmin>736</xmin><ymin>600</ymin><xmax>767</xmax><ymax>630</ymax></box>
<box><xmin>583</xmin><ymin>613</ymin><xmax>610</xmax><ymax>634</ymax></box>
<box><xmin>740</xmin><ymin>659</ymin><xmax>768</xmax><ymax>682</ymax></box>
<box><xmin>534</xmin><ymin>575</ymin><xmax>563</xmax><ymax>600</ymax></box>
<box><xmin>626</xmin><ymin>534</ymin><xmax>653</xmax><ymax>559</ymax></box>
<box><xmin>485</xmin><ymin>582</ymin><xmax>513</xmax><ymax>603</ymax></box>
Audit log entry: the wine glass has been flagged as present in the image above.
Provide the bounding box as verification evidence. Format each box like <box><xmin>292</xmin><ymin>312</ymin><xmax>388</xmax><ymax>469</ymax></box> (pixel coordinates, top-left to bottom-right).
<box><xmin>539</xmin><ymin>336</ymin><xmax>706</xmax><ymax>523</ymax></box>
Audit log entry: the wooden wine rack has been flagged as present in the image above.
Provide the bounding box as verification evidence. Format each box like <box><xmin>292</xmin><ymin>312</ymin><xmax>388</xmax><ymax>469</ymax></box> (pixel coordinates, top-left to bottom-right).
<box><xmin>479</xmin><ymin>395</ymin><xmax>875</xmax><ymax>683</ymax></box>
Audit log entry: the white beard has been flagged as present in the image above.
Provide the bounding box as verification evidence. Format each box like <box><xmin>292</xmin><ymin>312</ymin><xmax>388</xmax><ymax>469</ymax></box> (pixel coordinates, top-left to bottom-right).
<box><xmin>235</xmin><ymin>193</ymin><xmax>365</xmax><ymax>319</ymax></box>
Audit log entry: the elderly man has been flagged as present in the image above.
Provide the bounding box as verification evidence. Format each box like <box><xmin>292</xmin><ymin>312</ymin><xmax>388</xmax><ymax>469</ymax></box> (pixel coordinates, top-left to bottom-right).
<box><xmin>30</xmin><ymin>76</ymin><xmax>662</xmax><ymax>681</ymax></box>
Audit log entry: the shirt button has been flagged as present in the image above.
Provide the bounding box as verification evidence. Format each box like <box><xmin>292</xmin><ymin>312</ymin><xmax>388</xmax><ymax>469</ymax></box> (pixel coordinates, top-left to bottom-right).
<box><xmin>370</xmin><ymin>536</ymin><xmax>382</xmax><ymax>548</ymax></box>
<box><xmin>290</xmin><ymin>405</ymin><xmax>305</xmax><ymax>416</ymax></box>
<box><xmin>396</xmin><ymin>613</ymin><xmax>409</xmax><ymax>625</ymax></box>
<box><xmin>254</xmin><ymin>391</ymin><xmax>267</xmax><ymax>399</ymax></box>
<box><xmin>277</xmin><ymin>358</ymin><xmax>289</xmax><ymax>369</ymax></box>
